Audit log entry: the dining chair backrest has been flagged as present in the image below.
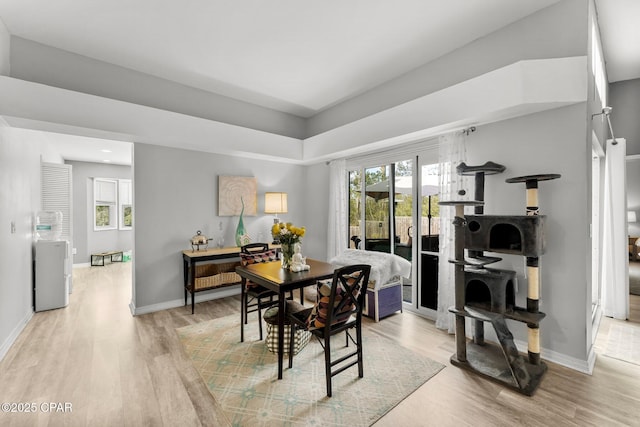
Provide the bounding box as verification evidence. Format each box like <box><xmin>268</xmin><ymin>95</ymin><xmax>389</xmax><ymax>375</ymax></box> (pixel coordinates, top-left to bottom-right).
<box><xmin>306</xmin><ymin>264</ymin><xmax>371</xmax><ymax>331</ymax></box>
<box><xmin>240</xmin><ymin>243</ymin><xmax>278</xmax><ymax>267</ymax></box>
<box><xmin>241</xmin><ymin>243</ymin><xmax>269</xmax><ymax>254</ymax></box>
<box><xmin>238</xmin><ymin>243</ymin><xmax>280</xmax><ymax>342</ymax></box>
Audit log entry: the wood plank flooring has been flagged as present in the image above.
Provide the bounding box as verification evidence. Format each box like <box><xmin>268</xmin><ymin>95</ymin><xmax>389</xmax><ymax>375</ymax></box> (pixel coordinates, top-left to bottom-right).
<box><xmin>0</xmin><ymin>262</ymin><xmax>639</xmax><ymax>426</ymax></box>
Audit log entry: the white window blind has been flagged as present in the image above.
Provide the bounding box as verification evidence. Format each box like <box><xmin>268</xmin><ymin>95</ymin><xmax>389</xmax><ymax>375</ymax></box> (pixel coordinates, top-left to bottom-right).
<box><xmin>41</xmin><ymin>162</ymin><xmax>73</xmax><ymax>241</ymax></box>
<box><xmin>95</xmin><ymin>179</ymin><xmax>117</xmax><ymax>202</ymax></box>
<box><xmin>118</xmin><ymin>179</ymin><xmax>132</xmax><ymax>204</ymax></box>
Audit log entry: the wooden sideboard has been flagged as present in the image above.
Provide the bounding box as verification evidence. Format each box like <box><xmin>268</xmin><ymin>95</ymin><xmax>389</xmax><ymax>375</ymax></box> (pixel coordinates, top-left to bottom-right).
<box><xmin>182</xmin><ymin>244</ymin><xmax>279</xmax><ymax>314</ymax></box>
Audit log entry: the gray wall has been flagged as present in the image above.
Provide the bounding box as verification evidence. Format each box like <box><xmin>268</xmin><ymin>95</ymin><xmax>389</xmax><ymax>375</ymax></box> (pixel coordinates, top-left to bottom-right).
<box><xmin>610</xmin><ymin>79</ymin><xmax>640</xmax><ymax>236</ymax></box>
<box><xmin>629</xmin><ymin>159</ymin><xmax>640</xmax><ymax>237</ymax></box>
<box><xmin>301</xmin><ymin>162</ymin><xmax>330</xmax><ymax>259</ymax></box>
<box><xmin>610</xmin><ymin>79</ymin><xmax>640</xmax><ymax>155</ymax></box>
<box><xmin>67</xmin><ymin>160</ymin><xmax>133</xmax><ymax>264</ymax></box>
<box><xmin>0</xmin><ymin>19</ymin><xmax>9</xmax><ymax>76</ymax></box>
<box><xmin>0</xmin><ymin>124</ymin><xmax>63</xmax><ymax>360</ymax></box>
<box><xmin>467</xmin><ymin>103</ymin><xmax>589</xmax><ymax>360</ymax></box>
<box><xmin>133</xmin><ymin>143</ymin><xmax>321</xmax><ymax>310</ymax></box>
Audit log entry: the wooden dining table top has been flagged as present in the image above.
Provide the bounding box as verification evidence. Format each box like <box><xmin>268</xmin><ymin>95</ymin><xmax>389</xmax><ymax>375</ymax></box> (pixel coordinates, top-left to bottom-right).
<box><xmin>235</xmin><ymin>258</ymin><xmax>336</xmax><ymax>291</ymax></box>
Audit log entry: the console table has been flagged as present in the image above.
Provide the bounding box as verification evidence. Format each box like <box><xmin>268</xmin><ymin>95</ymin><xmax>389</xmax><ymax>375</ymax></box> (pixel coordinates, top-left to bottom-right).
<box><xmin>182</xmin><ymin>244</ymin><xmax>279</xmax><ymax>314</ymax></box>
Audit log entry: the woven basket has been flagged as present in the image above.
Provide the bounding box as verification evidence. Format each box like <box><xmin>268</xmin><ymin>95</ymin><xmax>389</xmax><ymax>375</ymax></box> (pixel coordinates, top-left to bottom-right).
<box><xmin>194</xmin><ymin>261</ymin><xmax>241</xmax><ymax>290</ymax></box>
<box><xmin>194</xmin><ymin>272</ymin><xmax>241</xmax><ymax>290</ymax></box>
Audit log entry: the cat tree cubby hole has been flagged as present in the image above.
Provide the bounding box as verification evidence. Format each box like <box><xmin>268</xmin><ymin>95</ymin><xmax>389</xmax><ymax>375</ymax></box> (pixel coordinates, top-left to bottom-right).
<box><xmin>465</xmin><ymin>215</ymin><xmax>546</xmax><ymax>257</ymax></box>
<box><xmin>464</xmin><ymin>270</ymin><xmax>516</xmax><ymax>314</ymax></box>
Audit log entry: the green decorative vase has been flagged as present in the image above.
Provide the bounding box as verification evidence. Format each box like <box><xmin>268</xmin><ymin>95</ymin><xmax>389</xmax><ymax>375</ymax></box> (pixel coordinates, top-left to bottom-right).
<box><xmin>235</xmin><ymin>198</ymin><xmax>247</xmax><ymax>247</ymax></box>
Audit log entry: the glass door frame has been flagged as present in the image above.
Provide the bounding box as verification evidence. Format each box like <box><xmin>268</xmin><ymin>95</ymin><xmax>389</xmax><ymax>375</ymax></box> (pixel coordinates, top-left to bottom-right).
<box><xmin>403</xmin><ymin>149</ymin><xmax>440</xmax><ymax>319</ymax></box>
<box><xmin>346</xmin><ymin>146</ymin><xmax>440</xmax><ymax>320</ymax></box>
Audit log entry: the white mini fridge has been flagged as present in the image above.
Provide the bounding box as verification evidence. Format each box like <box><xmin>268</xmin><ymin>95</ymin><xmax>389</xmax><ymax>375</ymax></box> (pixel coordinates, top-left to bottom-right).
<box><xmin>34</xmin><ymin>240</ymin><xmax>70</xmax><ymax>312</ymax></box>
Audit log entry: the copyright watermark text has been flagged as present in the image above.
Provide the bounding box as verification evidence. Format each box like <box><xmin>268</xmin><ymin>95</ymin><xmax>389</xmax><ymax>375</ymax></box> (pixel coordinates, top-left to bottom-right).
<box><xmin>1</xmin><ymin>402</ymin><xmax>72</xmax><ymax>413</ymax></box>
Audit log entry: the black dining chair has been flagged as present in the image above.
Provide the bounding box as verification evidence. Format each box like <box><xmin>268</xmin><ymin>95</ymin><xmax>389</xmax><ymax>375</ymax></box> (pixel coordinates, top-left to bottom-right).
<box><xmin>285</xmin><ymin>264</ymin><xmax>371</xmax><ymax>397</ymax></box>
<box><xmin>240</xmin><ymin>243</ymin><xmax>280</xmax><ymax>341</ymax></box>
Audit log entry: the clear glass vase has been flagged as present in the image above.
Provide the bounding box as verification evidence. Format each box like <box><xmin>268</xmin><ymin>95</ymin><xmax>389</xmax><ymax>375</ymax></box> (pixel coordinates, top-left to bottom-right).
<box><xmin>280</xmin><ymin>242</ymin><xmax>294</xmax><ymax>270</ymax></box>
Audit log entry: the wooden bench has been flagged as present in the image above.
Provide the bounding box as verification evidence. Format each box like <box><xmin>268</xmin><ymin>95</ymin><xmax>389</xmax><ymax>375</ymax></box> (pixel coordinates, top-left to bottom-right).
<box><xmin>91</xmin><ymin>251</ymin><xmax>124</xmax><ymax>266</ymax></box>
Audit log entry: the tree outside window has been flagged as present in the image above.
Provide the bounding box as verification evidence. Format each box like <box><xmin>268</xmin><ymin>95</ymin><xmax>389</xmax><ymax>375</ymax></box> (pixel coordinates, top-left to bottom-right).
<box><xmin>96</xmin><ymin>205</ymin><xmax>111</xmax><ymax>227</ymax></box>
<box><xmin>94</xmin><ymin>178</ymin><xmax>117</xmax><ymax>230</ymax></box>
<box><xmin>123</xmin><ymin>205</ymin><xmax>132</xmax><ymax>227</ymax></box>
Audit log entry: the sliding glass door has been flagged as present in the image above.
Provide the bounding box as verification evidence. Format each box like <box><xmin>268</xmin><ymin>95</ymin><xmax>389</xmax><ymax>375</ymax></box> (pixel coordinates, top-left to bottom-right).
<box><xmin>418</xmin><ymin>162</ymin><xmax>440</xmax><ymax>312</ymax></box>
<box><xmin>347</xmin><ymin>148</ymin><xmax>440</xmax><ymax>318</ymax></box>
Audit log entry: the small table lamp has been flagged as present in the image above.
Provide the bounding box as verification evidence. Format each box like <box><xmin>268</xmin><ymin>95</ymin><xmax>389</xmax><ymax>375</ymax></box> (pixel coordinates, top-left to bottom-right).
<box><xmin>265</xmin><ymin>192</ymin><xmax>288</xmax><ymax>243</ymax></box>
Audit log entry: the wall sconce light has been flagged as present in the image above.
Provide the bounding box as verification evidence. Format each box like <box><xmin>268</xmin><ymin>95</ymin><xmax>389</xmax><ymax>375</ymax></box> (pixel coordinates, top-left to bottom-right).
<box><xmin>628</xmin><ymin>211</ymin><xmax>637</xmax><ymax>223</ymax></box>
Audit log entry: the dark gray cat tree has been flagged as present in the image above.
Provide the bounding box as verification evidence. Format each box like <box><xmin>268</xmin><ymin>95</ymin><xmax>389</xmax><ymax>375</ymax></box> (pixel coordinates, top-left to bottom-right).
<box><xmin>440</xmin><ymin>162</ymin><xmax>560</xmax><ymax>396</ymax></box>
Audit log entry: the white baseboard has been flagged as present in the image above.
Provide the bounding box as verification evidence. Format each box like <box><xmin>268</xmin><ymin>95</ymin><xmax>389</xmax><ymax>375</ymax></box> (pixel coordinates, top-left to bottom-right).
<box><xmin>73</xmin><ymin>263</ymin><xmax>91</xmax><ymax>268</ymax></box>
<box><xmin>133</xmin><ymin>286</ymin><xmax>241</xmax><ymax>316</ymax></box>
<box><xmin>514</xmin><ymin>339</ymin><xmax>591</xmax><ymax>374</ymax></box>
<box><xmin>0</xmin><ymin>309</ymin><xmax>33</xmax><ymax>363</ymax></box>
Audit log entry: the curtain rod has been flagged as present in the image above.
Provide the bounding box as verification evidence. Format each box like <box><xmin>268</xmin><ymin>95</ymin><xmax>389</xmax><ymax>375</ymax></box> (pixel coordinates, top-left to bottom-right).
<box><xmin>325</xmin><ymin>126</ymin><xmax>478</xmax><ymax>166</ymax></box>
<box><xmin>592</xmin><ymin>106</ymin><xmax>616</xmax><ymax>144</ymax></box>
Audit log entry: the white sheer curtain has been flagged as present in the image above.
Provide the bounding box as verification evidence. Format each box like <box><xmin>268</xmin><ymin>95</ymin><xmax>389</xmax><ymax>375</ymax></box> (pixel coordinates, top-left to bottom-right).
<box><xmin>436</xmin><ymin>131</ymin><xmax>470</xmax><ymax>332</ymax></box>
<box><xmin>327</xmin><ymin>159</ymin><xmax>348</xmax><ymax>260</ymax></box>
<box><xmin>601</xmin><ymin>138</ymin><xmax>629</xmax><ymax>319</ymax></box>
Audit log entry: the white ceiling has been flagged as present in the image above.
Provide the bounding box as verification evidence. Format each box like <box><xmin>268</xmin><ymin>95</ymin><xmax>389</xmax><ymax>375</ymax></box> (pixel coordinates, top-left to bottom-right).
<box><xmin>40</xmin><ymin>131</ymin><xmax>133</xmax><ymax>166</ymax></box>
<box><xmin>0</xmin><ymin>0</ymin><xmax>563</xmax><ymax>117</ymax></box>
<box><xmin>0</xmin><ymin>0</ymin><xmax>637</xmax><ymax>164</ymax></box>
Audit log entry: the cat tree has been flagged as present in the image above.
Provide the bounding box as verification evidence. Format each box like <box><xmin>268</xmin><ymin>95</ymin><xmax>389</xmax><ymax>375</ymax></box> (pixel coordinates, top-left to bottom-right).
<box><xmin>441</xmin><ymin>164</ymin><xmax>560</xmax><ymax>396</ymax></box>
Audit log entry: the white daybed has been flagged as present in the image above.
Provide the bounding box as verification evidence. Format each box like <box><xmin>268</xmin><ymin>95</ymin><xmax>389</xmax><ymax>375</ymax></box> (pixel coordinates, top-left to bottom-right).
<box><xmin>330</xmin><ymin>249</ymin><xmax>412</xmax><ymax>322</ymax></box>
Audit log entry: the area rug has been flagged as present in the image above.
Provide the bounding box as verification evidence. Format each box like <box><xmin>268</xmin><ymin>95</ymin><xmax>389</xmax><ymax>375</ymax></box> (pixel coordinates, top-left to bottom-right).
<box><xmin>177</xmin><ymin>315</ymin><xmax>444</xmax><ymax>426</ymax></box>
<box><xmin>603</xmin><ymin>322</ymin><xmax>640</xmax><ymax>366</ymax></box>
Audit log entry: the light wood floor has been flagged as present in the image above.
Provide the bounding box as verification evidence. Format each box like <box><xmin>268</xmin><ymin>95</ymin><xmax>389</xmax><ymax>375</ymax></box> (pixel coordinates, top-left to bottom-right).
<box><xmin>1</xmin><ymin>262</ymin><xmax>639</xmax><ymax>426</ymax></box>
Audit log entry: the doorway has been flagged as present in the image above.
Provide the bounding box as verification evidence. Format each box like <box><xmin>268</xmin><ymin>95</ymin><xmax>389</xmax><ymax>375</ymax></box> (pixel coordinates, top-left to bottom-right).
<box><xmin>37</xmin><ymin>129</ymin><xmax>135</xmax><ymax>312</ymax></box>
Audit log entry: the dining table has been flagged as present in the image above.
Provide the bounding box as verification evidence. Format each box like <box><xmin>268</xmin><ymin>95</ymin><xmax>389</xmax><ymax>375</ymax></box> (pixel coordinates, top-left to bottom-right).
<box><xmin>236</xmin><ymin>258</ymin><xmax>336</xmax><ymax>379</ymax></box>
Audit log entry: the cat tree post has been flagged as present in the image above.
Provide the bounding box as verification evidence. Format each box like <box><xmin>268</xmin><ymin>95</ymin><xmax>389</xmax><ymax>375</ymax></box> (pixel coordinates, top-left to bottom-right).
<box><xmin>440</xmin><ymin>200</ymin><xmax>485</xmax><ymax>364</ymax></box>
<box><xmin>505</xmin><ymin>174</ymin><xmax>560</xmax><ymax>365</ymax></box>
<box><xmin>454</xmin><ymin>204</ymin><xmax>467</xmax><ymax>362</ymax></box>
<box><xmin>456</xmin><ymin>161</ymin><xmax>506</xmax><ymax>345</ymax></box>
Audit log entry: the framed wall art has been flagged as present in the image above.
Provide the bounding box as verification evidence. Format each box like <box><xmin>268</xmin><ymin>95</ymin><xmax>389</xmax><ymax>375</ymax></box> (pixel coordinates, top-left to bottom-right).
<box><xmin>218</xmin><ymin>176</ymin><xmax>257</xmax><ymax>216</ymax></box>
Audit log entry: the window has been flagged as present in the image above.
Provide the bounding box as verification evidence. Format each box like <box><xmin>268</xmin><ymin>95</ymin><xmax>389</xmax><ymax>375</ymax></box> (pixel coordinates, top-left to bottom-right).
<box><xmin>349</xmin><ymin>170</ymin><xmax>362</xmax><ymax>248</ymax></box>
<box><xmin>94</xmin><ymin>178</ymin><xmax>118</xmax><ymax>230</ymax></box>
<box><xmin>118</xmin><ymin>179</ymin><xmax>132</xmax><ymax>230</ymax></box>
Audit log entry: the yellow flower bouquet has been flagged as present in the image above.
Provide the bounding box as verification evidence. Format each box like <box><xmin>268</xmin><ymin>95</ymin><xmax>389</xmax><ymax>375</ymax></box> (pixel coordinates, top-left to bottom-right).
<box><xmin>272</xmin><ymin>222</ymin><xmax>305</xmax><ymax>269</ymax></box>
